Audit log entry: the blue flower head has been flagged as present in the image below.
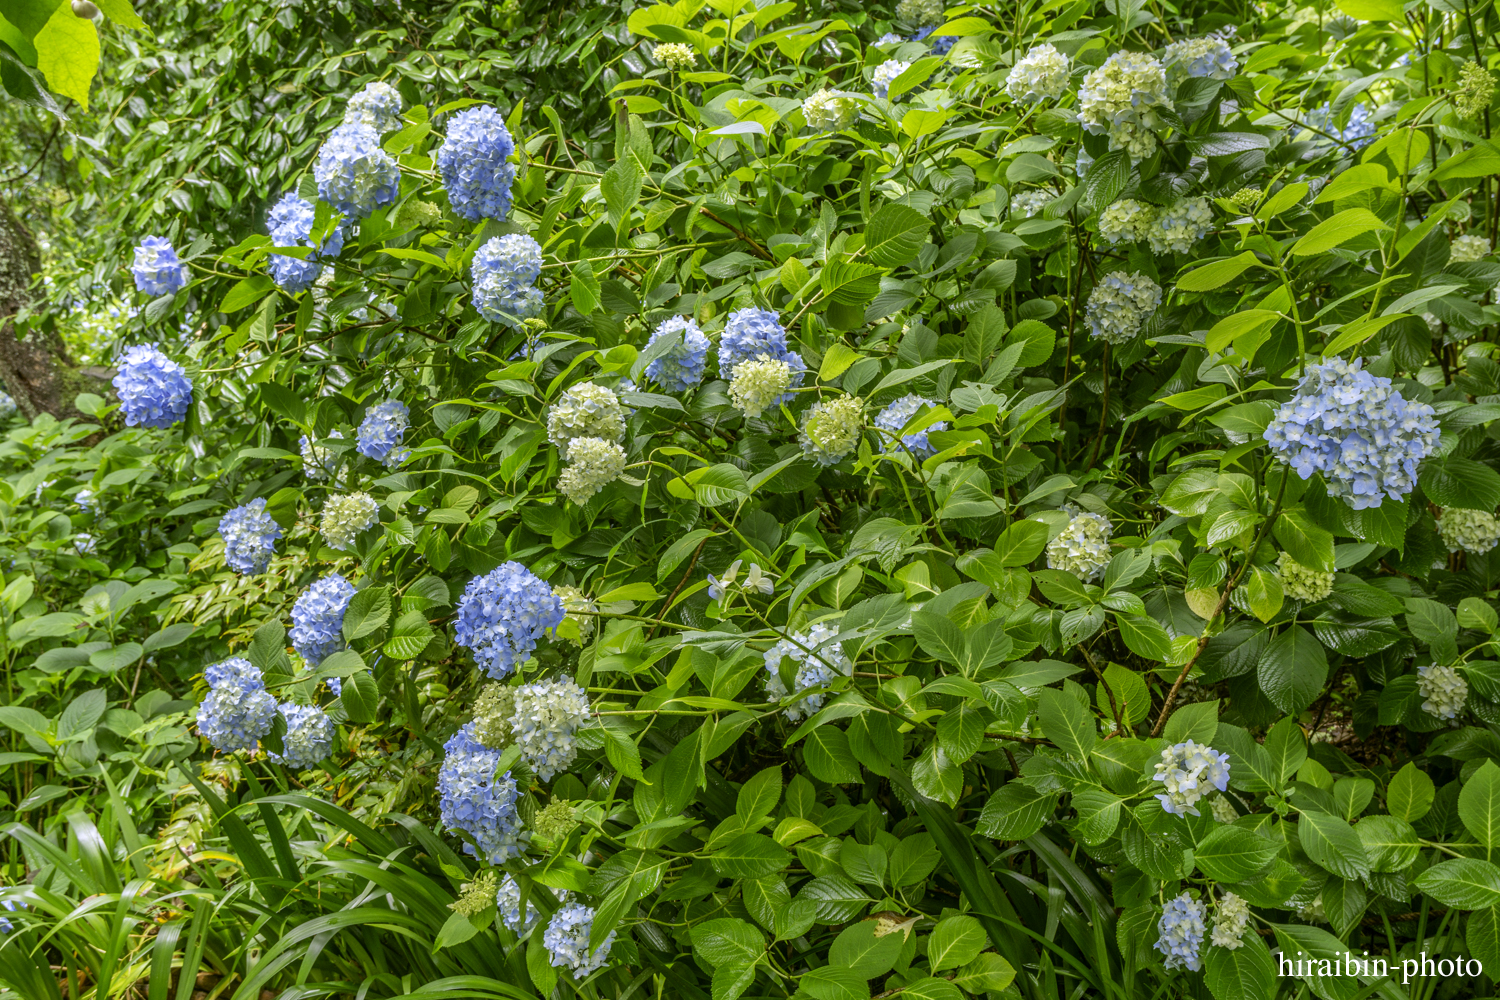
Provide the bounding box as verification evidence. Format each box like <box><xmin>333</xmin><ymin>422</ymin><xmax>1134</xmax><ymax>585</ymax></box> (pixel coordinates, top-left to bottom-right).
<box><xmin>874</xmin><ymin>394</ymin><xmax>947</xmax><ymax>457</ymax></box>
<box><xmin>131</xmin><ymin>236</ymin><xmax>188</xmax><ymax>296</ymax></box>
<box><xmin>356</xmin><ymin>399</ymin><xmax>411</xmax><ymax>467</ymax></box>
<box><xmin>266</xmin><ymin>193</ymin><xmax>347</xmax><ymax>293</ymax></box>
<box><xmin>197</xmin><ymin>657</ymin><xmax>278</xmax><ymax>754</ymax></box>
<box><xmin>911</xmin><ymin>27</ymin><xmax>956</xmax><ymax>55</ymax></box>
<box><xmin>472</xmin><ymin>234</ymin><xmax>544</xmax><ymax>327</ymax></box>
<box><xmin>436</xmin><ymin>105</ymin><xmax>518</xmax><ymax>222</ymax></box>
<box><xmin>644</xmin><ymin>316</ymin><xmax>711</xmax><ymax>392</ymax></box>
<box><xmin>0</xmin><ymin>900</ymin><xmax>20</xmax><ymax>935</ymax></box>
<box><xmin>1307</xmin><ymin>102</ymin><xmax>1377</xmax><ymax>150</ymax></box>
<box><xmin>544</xmin><ymin>902</ymin><xmax>617</xmax><ymax>975</ymax></box>
<box><xmin>204</xmin><ymin>656</ymin><xmax>259</xmax><ymax>689</ymax></box>
<box><xmin>439</xmin><ymin>722</ymin><xmax>528</xmax><ymax>863</ymax></box>
<box><xmin>113</xmin><ymin>344</ymin><xmax>193</xmax><ymax>428</ymax></box>
<box><xmin>219</xmin><ymin>498</ymin><xmax>283</xmax><ymax>574</ymax></box>
<box><xmin>454</xmin><ymin>561</ymin><xmax>566</xmax><ymax>679</ymax></box>
<box><xmin>717</xmin><ymin>308</ymin><xmax>805</xmax><ymax>406</ymax></box>
<box><xmin>269</xmin><ymin>703</ymin><xmax>335</xmax><ymax>769</ymax></box>
<box><xmin>345</xmin><ymin>81</ymin><xmax>404</xmax><ymax>133</ymax></box>
<box><xmin>314</xmin><ymin>122</ymin><xmax>401</xmax><ymax>219</ymax></box>
<box><xmin>290</xmin><ymin>573</ymin><xmax>356</xmax><ymax>666</ymax></box>
<box><xmin>1155</xmin><ymin>894</ymin><xmax>1207</xmax><ymax>971</ymax></box>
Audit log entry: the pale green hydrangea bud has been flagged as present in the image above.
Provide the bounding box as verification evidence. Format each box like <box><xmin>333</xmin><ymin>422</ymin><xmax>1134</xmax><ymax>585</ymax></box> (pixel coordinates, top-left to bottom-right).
<box><xmin>1438</xmin><ymin>507</ymin><xmax>1500</xmax><ymax>554</ymax></box>
<box><xmin>1046</xmin><ymin>508</ymin><xmax>1113</xmax><ymax>581</ymax></box>
<box><xmin>1228</xmin><ymin>187</ymin><xmax>1262</xmax><ymax>210</ymax></box>
<box><xmin>1451</xmin><ymin>234</ymin><xmax>1492</xmax><ymax>263</ymax></box>
<box><xmin>803</xmin><ymin>89</ymin><xmax>861</xmax><ymax>131</ymax></box>
<box><xmin>799</xmin><ymin>395</ymin><xmax>865</xmax><ymax>466</ymax></box>
<box><xmin>1006</xmin><ymin>43</ymin><xmax>1071</xmax><ymax>103</ymax></box>
<box><xmin>1456</xmin><ymin>61</ymin><xmax>1496</xmax><ymax>119</ymax></box>
<box><xmin>730</xmin><ymin>356</ymin><xmax>794</xmax><ymax>417</ymax></box>
<box><xmin>1147</xmin><ymin>197</ymin><xmax>1214</xmax><ymax>254</ymax></box>
<box><xmin>449</xmin><ymin>869</ymin><xmax>498</xmax><ymax>916</ymax></box>
<box><xmin>553</xmin><ymin>585</ymin><xmax>597</xmax><ymax>643</ymax></box>
<box><xmin>320</xmin><ymin>492</ymin><xmax>379</xmax><ymax>551</ymax></box>
<box><xmin>1209</xmin><ymin>795</ymin><xmax>1238</xmax><ymax>824</ymax></box>
<box><xmin>558</xmin><ymin>437</ymin><xmax>627</xmax><ymax>505</ymax></box>
<box><xmin>547</xmin><ymin>382</ymin><xmax>626</xmax><ymax>459</ymax></box>
<box><xmin>1098</xmin><ymin>198</ymin><xmax>1156</xmax><ymax>244</ymax></box>
<box><xmin>654</xmin><ymin>42</ymin><xmax>697</xmax><ymax>71</ymax></box>
<box><xmin>1417</xmin><ymin>663</ymin><xmax>1467</xmax><ymax>720</ymax></box>
<box><xmin>473</xmin><ymin>681</ymin><xmax>518</xmax><ymax>749</ymax></box>
<box><xmin>533</xmin><ymin>800</ymin><xmax>577</xmax><ymax>842</ymax></box>
<box><xmin>1277</xmin><ymin>551</ymin><xmax>1333</xmax><ymax>602</ymax></box>
<box><xmin>1211</xmin><ymin>892</ymin><xmax>1251</xmax><ymax>949</ymax></box>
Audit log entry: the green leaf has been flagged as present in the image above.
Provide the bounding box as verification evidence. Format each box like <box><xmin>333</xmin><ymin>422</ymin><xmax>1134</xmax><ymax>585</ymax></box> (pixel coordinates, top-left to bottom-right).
<box><xmin>1265</xmin><ymin>716</ymin><xmax>1307</xmax><ymax>788</ymax></box>
<box><xmin>1176</xmin><ymin>252</ymin><xmax>1260</xmax><ymax>292</ymax></box>
<box><xmin>570</xmin><ymin>259</ymin><xmax>601</xmax><ymax>314</ymax></box>
<box><xmin>1297</xmin><ymin>809</ymin><xmax>1371</xmax><ymax>880</ymax></box>
<box><xmin>605</xmin><ymin>726</ymin><xmax>645</xmax><ymax>779</ymax></box>
<box><xmin>340</xmin><ymin>671</ymin><xmax>379</xmax><ymax>725</ymax></box>
<box><xmin>221</xmin><ymin>275</ymin><xmax>276</xmax><ymax>314</ymax></box>
<box><xmin>1406</xmin><ymin>597</ymin><xmax>1459</xmax><ymax>663</ymax></box>
<box><xmin>1038</xmin><ymin>687</ymin><xmax>1095</xmax><ymax>759</ymax></box>
<box><xmin>913</xmin><ymin>610</ymin><xmax>966</xmax><ymax>666</ymax></box>
<box><xmin>1461</xmin><ymin>760</ymin><xmax>1500</xmax><ymax>858</ymax></box>
<box><xmin>1162</xmin><ymin>700</ymin><xmax>1219</xmax><ymax>744</ymax></box>
<box><xmin>952</xmin><ymin>953</ymin><xmax>1015</xmax><ymax>994</ymax></box>
<box><xmin>1258</xmin><ymin>625</ymin><xmax>1328</xmax><ymax>714</ymax></box>
<box><xmin>1420</xmin><ymin>456</ymin><xmax>1500</xmax><ymax>511</ymax></box>
<box><xmin>383</xmin><ymin>609</ymin><xmax>435</xmax><ymax>660</ymax></box>
<box><xmin>804</xmin><ymin>726</ymin><xmax>861</xmax><ymax>783</ymax></box>
<box><xmin>1204</xmin><ymin>935</ymin><xmax>1277</xmax><ymax>1000</ymax></box>
<box><xmin>737</xmin><ymin>765</ymin><xmax>782</xmax><ymax>822</ymax></box>
<box><xmin>342</xmin><ymin>586</ymin><xmax>392</xmax><ymax>642</ymax></box>
<box><xmin>1355</xmin><ymin>814</ymin><xmax>1420</xmax><ymax>873</ymax></box>
<box><xmin>1414</xmin><ymin>858</ymin><xmax>1500</xmax><ymax>909</ymax></box>
<box><xmin>911</xmin><ymin>742</ymin><xmax>963</xmax><ymax>806</ymax></box>
<box><xmin>801</xmin><ymin>965</ymin><xmax>870</xmax><ymax>1000</ymax></box>
<box><xmin>929</xmin><ymin>915</ymin><xmax>986</xmax><ymax>972</ymax></box>
<box><xmin>828</xmin><ymin>921</ymin><xmax>903</xmax><ymax>979</ymax></box>
<box><xmin>1079</xmin><ymin>148</ymin><xmax>1130</xmax><ymax>213</ymax></box>
<box><xmin>34</xmin><ymin>3</ymin><xmax>98</xmax><ymax>109</ymax></box>
<box><xmin>1291</xmin><ymin>208</ymin><xmax>1389</xmax><ymax>255</ymax></box>
<box><xmin>691</xmin><ymin>917</ymin><xmax>764</xmax><ymax>967</ymax></box>
<box><xmin>977</xmin><ymin>782</ymin><xmax>1055</xmax><ymax>840</ymax></box>
<box><xmin>864</xmin><ymin>203</ymin><xmax>931</xmax><ymax>268</ymax></box>
<box><xmin>822</xmin><ymin>260</ymin><xmax>883</xmax><ymax>305</ymax></box>
<box><xmin>1194</xmin><ymin>824</ymin><xmax>1278</xmax><ymax>882</ymax></box>
<box><xmin>1273</xmin><ymin>509</ymin><xmax>1335</xmax><ymax>572</ymax></box>
<box><xmin>992</xmin><ymin>519</ymin><xmax>1048</xmax><ymax>566</ymax></box>
<box><xmin>1115</xmin><ymin>612</ymin><xmax>1173</xmax><ymax>662</ymax></box>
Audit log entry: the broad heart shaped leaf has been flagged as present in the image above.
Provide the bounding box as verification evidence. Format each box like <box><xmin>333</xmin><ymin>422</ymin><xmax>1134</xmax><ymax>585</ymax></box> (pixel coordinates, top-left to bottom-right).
<box><xmin>1079</xmin><ymin>147</ymin><xmax>1129</xmax><ymax>212</ymax></box>
<box><xmin>1414</xmin><ymin>858</ymin><xmax>1500</xmax><ymax>909</ymax></box>
<box><xmin>1297</xmin><ymin>809</ymin><xmax>1371</xmax><ymax>880</ymax></box>
<box><xmin>800</xmin><ymin>965</ymin><xmax>870</xmax><ymax>1000</ymax></box>
<box><xmin>1354</xmin><ymin>815</ymin><xmax>1420</xmax><ymax>873</ymax></box>
<box><xmin>1193</xmin><ymin>824</ymin><xmax>1279</xmax><ymax>882</ymax></box>
<box><xmin>1258</xmin><ymin>625</ymin><xmax>1327</xmax><ymax>714</ymax></box>
<box><xmin>1460</xmin><ymin>760</ymin><xmax>1500</xmax><ymax>857</ymax></box>
<box><xmin>863</xmin><ymin>203</ymin><xmax>931</xmax><ymax>268</ymax></box>
<box><xmin>1387</xmin><ymin>761</ymin><xmax>1435</xmax><ymax>823</ymax></box>
<box><xmin>804</xmin><ymin>727</ymin><xmax>861</xmax><ymax>784</ymax></box>
<box><xmin>911</xmin><ymin>742</ymin><xmax>963</xmax><ymax>806</ymax></box>
<box><xmin>1419</xmin><ymin>455</ymin><xmax>1500</xmax><ymax>511</ymax></box>
<box><xmin>1204</xmin><ymin>936</ymin><xmax>1277</xmax><ymax>1000</ymax></box>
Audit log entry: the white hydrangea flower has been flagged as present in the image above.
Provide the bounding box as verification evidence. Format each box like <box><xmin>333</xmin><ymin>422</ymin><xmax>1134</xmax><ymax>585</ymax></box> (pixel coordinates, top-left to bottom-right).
<box><xmin>1084</xmin><ymin>270</ymin><xmax>1162</xmax><ymax>343</ymax></box>
<box><xmin>558</xmin><ymin>437</ymin><xmax>627</xmax><ymax>505</ymax></box>
<box><xmin>1097</xmin><ymin>199</ymin><xmax>1156</xmax><ymax>244</ymax></box>
<box><xmin>1006</xmin><ymin>43</ymin><xmax>1071</xmax><ymax>103</ymax></box>
<box><xmin>1046</xmin><ymin>508</ymin><xmax>1113</xmax><ymax>580</ymax></box>
<box><xmin>1077</xmin><ymin>52</ymin><xmax>1173</xmax><ymax>159</ymax></box>
<box><xmin>803</xmin><ymin>89</ymin><xmax>861</xmax><ymax>131</ymax></box>
<box><xmin>1152</xmin><ymin>739</ymin><xmax>1232</xmax><ymax>817</ymax></box>
<box><xmin>547</xmin><ymin>382</ymin><xmax>626</xmax><ymax>460</ymax></box>
<box><xmin>1277</xmin><ymin>551</ymin><xmax>1333</xmax><ymax>602</ymax></box>
<box><xmin>320</xmin><ymin>492</ymin><xmax>379</xmax><ymax>551</ymax></box>
<box><xmin>654</xmin><ymin>42</ymin><xmax>697</xmax><ymax>71</ymax></box>
<box><xmin>1009</xmin><ymin>190</ymin><xmax>1052</xmax><ymax>219</ymax></box>
<box><xmin>344</xmin><ymin>81</ymin><xmax>405</xmax><ymax>133</ymax></box>
<box><xmin>1417</xmin><ymin>664</ymin><xmax>1467</xmax><ymax>720</ymax></box>
<box><xmin>512</xmin><ymin>678</ymin><xmax>592</xmax><ymax>781</ymax></box>
<box><xmin>1438</xmin><ymin>508</ymin><xmax>1500</xmax><ymax>553</ymax></box>
<box><xmin>554</xmin><ymin>585</ymin><xmax>597</xmax><ymax>643</ymax></box>
<box><xmin>1209</xmin><ymin>795</ymin><xmax>1238</xmax><ymax>824</ymax></box>
<box><xmin>1146</xmin><ymin>197</ymin><xmax>1214</xmax><ymax>254</ymax></box>
<box><xmin>873</xmin><ymin>59</ymin><xmax>911</xmax><ymax>99</ymax></box>
<box><xmin>1300</xmin><ymin>894</ymin><xmax>1326</xmax><ymax>923</ymax></box>
<box><xmin>1163</xmin><ymin>37</ymin><xmax>1239</xmax><ymax>82</ymax></box>
<box><xmin>763</xmin><ymin>622</ymin><xmax>854</xmax><ymax>721</ymax></box>
<box><xmin>729</xmin><ymin>356</ymin><xmax>794</xmax><ymax>417</ymax></box>
<box><xmin>1211</xmin><ymin>893</ymin><xmax>1251</xmax><ymax>949</ymax></box>
<box><xmin>1451</xmin><ymin>234</ymin><xmax>1492</xmax><ymax>262</ymax></box>
<box><xmin>300</xmin><ymin>429</ymin><xmax>346</xmax><ymax>484</ymax></box>
<box><xmin>799</xmin><ymin>395</ymin><xmax>864</xmax><ymax>465</ymax></box>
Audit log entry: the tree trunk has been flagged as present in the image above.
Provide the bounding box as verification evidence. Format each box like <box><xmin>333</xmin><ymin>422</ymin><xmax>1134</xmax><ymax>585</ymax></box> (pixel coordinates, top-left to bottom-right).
<box><xmin>0</xmin><ymin>195</ymin><xmax>109</xmax><ymax>420</ymax></box>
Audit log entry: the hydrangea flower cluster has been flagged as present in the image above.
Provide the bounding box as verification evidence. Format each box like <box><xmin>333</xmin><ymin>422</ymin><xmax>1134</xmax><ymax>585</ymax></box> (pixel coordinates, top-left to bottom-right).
<box><xmin>269</xmin><ymin>703</ymin><xmax>335</xmax><ymax>768</ymax></box>
<box><xmin>707</xmin><ymin>559</ymin><xmax>775</xmax><ymax>601</ymax></box>
<box><xmin>558</xmin><ymin>438</ymin><xmax>627</xmax><ymax>505</ymax></box>
<box><xmin>472</xmin><ymin>234</ymin><xmax>544</xmax><ymax>326</ymax></box>
<box><xmin>0</xmin><ymin>900</ymin><xmax>18</xmax><ymax>935</ymax></box>
<box><xmin>320</xmin><ymin>492</ymin><xmax>379</xmax><ymax>551</ymax></box>
<box><xmin>803</xmin><ymin>89</ymin><xmax>860</xmax><ymax>131</ymax></box>
<box><xmin>1009</xmin><ymin>190</ymin><xmax>1051</xmax><ymax>219</ymax></box>
<box><xmin>548</xmin><ymin>382</ymin><xmax>627</xmax><ymax>459</ymax></box>
<box><xmin>1155</xmin><ymin>894</ymin><xmax>1207</xmax><ymax>971</ymax></box>
<box><xmin>1278</xmin><ymin>551</ymin><xmax>1334</xmax><ymax>602</ymax></box>
<box><xmin>1077</xmin><ymin>52</ymin><xmax>1173</xmax><ymax>159</ymax></box>
<box><xmin>114</xmin><ymin>344</ymin><xmax>193</xmax><ymax>428</ymax></box>
<box><xmin>874</xmin><ymin>394</ymin><xmax>947</xmax><ymax>457</ymax></box>
<box><xmin>1152</xmin><ymin>739</ymin><xmax>1232</xmax><ymax>816</ymax></box>
<box><xmin>1418</xmin><ymin>664</ymin><xmax>1467</xmax><ymax>720</ymax></box>
<box><xmin>220</xmin><ymin>499</ymin><xmax>282</xmax><ymax>574</ymax></box>
<box><xmin>644</xmin><ymin>316</ymin><xmax>710</xmax><ymax>391</ymax></box>
<box><xmin>1147</xmin><ymin>197</ymin><xmax>1214</xmax><ymax>254</ymax></box>
<box><xmin>764</xmin><ymin>622</ymin><xmax>854</xmax><ymax>721</ymax></box>
<box><xmin>544</xmin><ymin>903</ymin><xmax>616</xmax><ymax>976</ymax></box>
<box><xmin>454</xmin><ymin>562</ymin><xmax>566</xmax><ymax>679</ymax></box>
<box><xmin>315</xmin><ymin>123</ymin><xmax>400</xmax><ymax>218</ymax></box>
<box><xmin>1163</xmin><ymin>36</ymin><xmax>1239</xmax><ymax>81</ymax></box>
<box><xmin>473</xmin><ymin>681</ymin><xmax>517</xmax><ymax>748</ymax></box>
<box><xmin>300</xmin><ymin>429</ymin><xmax>345</xmax><ymax>483</ymax></box>
<box><xmin>509</xmin><ymin>678</ymin><xmax>592</xmax><ymax>780</ymax></box>
<box><xmin>1211</xmin><ymin>893</ymin><xmax>1251</xmax><ymax>949</ymax></box>
<box><xmin>1308</xmin><ymin>103</ymin><xmax>1376</xmax><ymax>149</ymax></box>
<box><xmin>449</xmin><ymin>870</ymin><xmax>498</xmax><ymax>917</ymax></box>
<box><xmin>873</xmin><ymin>60</ymin><xmax>910</xmax><ymax>99</ymax></box>
<box><xmin>1438</xmin><ymin>508</ymin><xmax>1500</xmax><ymax>553</ymax></box>
<box><xmin>1097</xmin><ymin>199</ymin><xmax>1156</xmax><ymax>244</ymax></box>
<box><xmin>497</xmin><ymin>873</ymin><xmax>570</xmax><ymax>933</ymax></box>
<box><xmin>265</xmin><ymin>193</ymin><xmax>346</xmax><ymax>293</ymax></box>
<box><xmin>1046</xmin><ymin>508</ymin><xmax>1113</xmax><ymax>581</ymax></box>
<box><xmin>1262</xmin><ymin>358</ymin><xmax>1440</xmax><ymax>510</ymax></box>
<box><xmin>130</xmin><ymin>236</ymin><xmax>187</xmax><ymax>296</ymax></box>
<box><xmin>799</xmin><ymin>395</ymin><xmax>864</xmax><ymax>465</ymax></box>
<box><xmin>654</xmin><ymin>42</ymin><xmax>697</xmax><ymax>71</ymax></box>
<box><xmin>1084</xmin><ymin>271</ymin><xmax>1162</xmax><ymax>343</ymax></box>
<box><xmin>1451</xmin><ymin>234</ymin><xmax>1492</xmax><ymax>262</ymax></box>
<box><xmin>719</xmin><ymin>308</ymin><xmax>805</xmax><ymax>380</ymax></box>
<box><xmin>1456</xmin><ymin>61</ymin><xmax>1496</xmax><ymax>118</ymax></box>
<box><xmin>436</xmin><ymin>106</ymin><xmax>517</xmax><ymax>221</ymax></box>
<box><xmin>438</xmin><ymin>722</ymin><xmax>528</xmax><ymax>863</ymax></box>
<box><xmin>344</xmin><ymin>81</ymin><xmax>404</xmax><ymax>132</ymax></box>
<box><xmin>196</xmin><ymin>657</ymin><xmax>277</xmax><ymax>753</ymax></box>
<box><xmin>1005</xmin><ymin>44</ymin><xmax>1070</xmax><ymax>103</ymax></box>
<box><xmin>356</xmin><ymin>399</ymin><xmax>411</xmax><ymax>467</ymax></box>
<box><xmin>896</xmin><ymin>0</ymin><xmax>943</xmax><ymax>23</ymax></box>
<box><xmin>554</xmin><ymin>585</ymin><xmax>597</xmax><ymax>643</ymax></box>
<box><xmin>1209</xmin><ymin>795</ymin><xmax>1238</xmax><ymax>823</ymax></box>
<box><xmin>730</xmin><ymin>357</ymin><xmax>795</xmax><ymax>418</ymax></box>
<box><xmin>290</xmin><ymin>573</ymin><xmax>355</xmax><ymax>666</ymax></box>
<box><xmin>534</xmin><ymin>800</ymin><xmax>577</xmax><ymax>841</ymax></box>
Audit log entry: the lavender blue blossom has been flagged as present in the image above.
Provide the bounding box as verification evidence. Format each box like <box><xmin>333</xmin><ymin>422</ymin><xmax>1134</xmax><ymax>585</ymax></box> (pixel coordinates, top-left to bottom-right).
<box><xmin>454</xmin><ymin>562</ymin><xmax>566</xmax><ymax>679</ymax></box>
<box><xmin>290</xmin><ymin>573</ymin><xmax>355</xmax><ymax>666</ymax></box>
<box><xmin>1153</xmin><ymin>739</ymin><xmax>1231</xmax><ymax>817</ymax></box>
<box><xmin>0</xmin><ymin>900</ymin><xmax>18</xmax><ymax>935</ymax></box>
<box><xmin>269</xmin><ymin>703</ymin><xmax>335</xmax><ymax>769</ymax></box>
<box><xmin>436</xmin><ymin>106</ymin><xmax>518</xmax><ymax>221</ymax></box>
<box><xmin>300</xmin><ymin>429</ymin><xmax>345</xmax><ymax>483</ymax></box>
<box><xmin>1263</xmin><ymin>358</ymin><xmax>1440</xmax><ymax>509</ymax></box>
<box><xmin>204</xmin><ymin>656</ymin><xmax>259</xmax><ymax>689</ymax></box>
<box><xmin>1155</xmin><ymin>894</ymin><xmax>1207</xmax><ymax>971</ymax></box>
<box><xmin>113</xmin><ymin>344</ymin><xmax>193</xmax><ymax>428</ymax></box>
<box><xmin>315</xmin><ymin>122</ymin><xmax>401</xmax><ymax>218</ymax></box>
<box><xmin>345</xmin><ymin>81</ymin><xmax>404</xmax><ymax>132</ymax></box>
<box><xmin>131</xmin><ymin>236</ymin><xmax>188</xmax><ymax>296</ymax></box>
<box><xmin>763</xmin><ymin>622</ymin><xmax>854</xmax><ymax>721</ymax></box>
<box><xmin>1307</xmin><ymin>103</ymin><xmax>1377</xmax><ymax>150</ymax></box>
<box><xmin>356</xmin><ymin>399</ymin><xmax>411</xmax><ymax>467</ymax></box>
<box><xmin>219</xmin><ymin>499</ymin><xmax>282</xmax><ymax>575</ymax></box>
<box><xmin>912</xmin><ymin>27</ymin><xmax>956</xmax><ymax>55</ymax></box>
<box><xmin>717</xmin><ymin>309</ymin><xmax>806</xmax><ymax>408</ymax></box>
<box><xmin>873</xmin><ymin>60</ymin><xmax>911</xmax><ymax>99</ymax></box>
<box><xmin>265</xmin><ymin>193</ymin><xmax>346</xmax><ymax>293</ymax></box>
<box><xmin>874</xmin><ymin>394</ymin><xmax>947</xmax><ymax>457</ymax></box>
<box><xmin>439</xmin><ymin>722</ymin><xmax>528</xmax><ymax>862</ymax></box>
<box><xmin>1163</xmin><ymin>37</ymin><xmax>1239</xmax><ymax>82</ymax></box>
<box><xmin>472</xmin><ymin>234</ymin><xmax>544</xmax><ymax>326</ymax></box>
<box><xmin>644</xmin><ymin>316</ymin><xmax>710</xmax><ymax>391</ymax></box>
<box><xmin>196</xmin><ymin>657</ymin><xmax>277</xmax><ymax>753</ymax></box>
<box><xmin>544</xmin><ymin>902</ymin><xmax>616</xmax><ymax>976</ymax></box>
<box><xmin>497</xmin><ymin>874</ymin><xmax>570</xmax><ymax>934</ymax></box>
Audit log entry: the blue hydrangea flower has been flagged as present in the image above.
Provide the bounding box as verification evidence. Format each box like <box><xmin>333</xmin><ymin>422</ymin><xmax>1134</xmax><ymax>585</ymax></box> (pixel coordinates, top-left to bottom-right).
<box><xmin>498</xmin><ymin>873</ymin><xmax>567</xmax><ymax>934</ymax></box>
<box><xmin>314</xmin><ymin>122</ymin><xmax>401</xmax><ymax>219</ymax></box>
<box><xmin>1307</xmin><ymin>102</ymin><xmax>1377</xmax><ymax>150</ymax></box>
<box><xmin>874</xmin><ymin>394</ymin><xmax>947</xmax><ymax>456</ymax></box>
<box><xmin>0</xmin><ymin>391</ymin><xmax>16</xmax><ymax>419</ymax></box>
<box><xmin>1163</xmin><ymin>37</ymin><xmax>1239</xmax><ymax>82</ymax></box>
<box><xmin>544</xmin><ymin>902</ymin><xmax>617</xmax><ymax>976</ymax></box>
<box><xmin>290</xmin><ymin>573</ymin><xmax>355</xmax><ymax>667</ymax></box>
<box><xmin>438</xmin><ymin>722</ymin><xmax>528</xmax><ymax>863</ymax></box>
<box><xmin>1263</xmin><ymin>357</ymin><xmax>1440</xmax><ymax>509</ymax></box>
<box><xmin>266</xmin><ymin>193</ymin><xmax>347</xmax><ymax>293</ymax></box>
<box><xmin>717</xmin><ymin>308</ymin><xmax>807</xmax><ymax>404</ymax></box>
<box><xmin>644</xmin><ymin>316</ymin><xmax>710</xmax><ymax>391</ymax></box>
<box><xmin>197</xmin><ymin>657</ymin><xmax>278</xmax><ymax>753</ymax></box>
<box><xmin>472</xmin><ymin>234</ymin><xmax>544</xmax><ymax>327</ymax></box>
<box><xmin>0</xmin><ymin>900</ymin><xmax>19</xmax><ymax>935</ymax></box>
<box><xmin>113</xmin><ymin>344</ymin><xmax>193</xmax><ymax>428</ymax></box>
<box><xmin>435</xmin><ymin>105</ymin><xmax>518</xmax><ymax>222</ymax></box>
<box><xmin>356</xmin><ymin>399</ymin><xmax>411</xmax><ymax>467</ymax></box>
<box><xmin>1155</xmin><ymin>893</ymin><xmax>1207</xmax><ymax>971</ymax></box>
<box><xmin>912</xmin><ymin>27</ymin><xmax>956</xmax><ymax>55</ymax></box>
<box><xmin>454</xmin><ymin>561</ymin><xmax>566</xmax><ymax>679</ymax></box>
<box><xmin>345</xmin><ymin>81</ymin><xmax>404</xmax><ymax>132</ymax></box>
<box><xmin>1152</xmin><ymin>739</ymin><xmax>1231</xmax><ymax>817</ymax></box>
<box><xmin>269</xmin><ymin>703</ymin><xmax>335</xmax><ymax>769</ymax></box>
<box><xmin>219</xmin><ymin>498</ymin><xmax>283</xmax><ymax>574</ymax></box>
<box><xmin>131</xmin><ymin>236</ymin><xmax>188</xmax><ymax>296</ymax></box>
